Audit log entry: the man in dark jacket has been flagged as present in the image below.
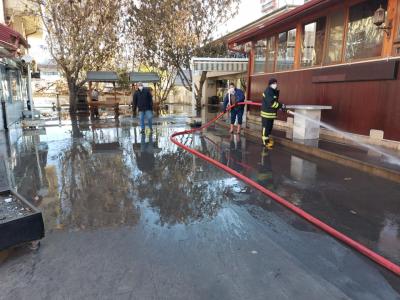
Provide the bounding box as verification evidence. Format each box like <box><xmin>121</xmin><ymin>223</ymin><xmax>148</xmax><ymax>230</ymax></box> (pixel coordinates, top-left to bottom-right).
<box><xmin>133</xmin><ymin>82</ymin><xmax>153</xmax><ymax>134</ymax></box>
<box><xmin>223</xmin><ymin>83</ymin><xmax>246</xmax><ymax>134</ymax></box>
<box><xmin>261</xmin><ymin>78</ymin><xmax>286</xmax><ymax>148</ymax></box>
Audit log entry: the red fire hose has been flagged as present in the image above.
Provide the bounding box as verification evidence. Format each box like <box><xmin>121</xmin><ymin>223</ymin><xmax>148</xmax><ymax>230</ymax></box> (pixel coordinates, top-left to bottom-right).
<box><xmin>170</xmin><ymin>101</ymin><xmax>400</xmax><ymax>276</ymax></box>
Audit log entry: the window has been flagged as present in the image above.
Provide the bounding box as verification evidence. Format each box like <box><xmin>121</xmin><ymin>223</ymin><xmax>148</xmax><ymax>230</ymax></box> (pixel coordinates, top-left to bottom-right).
<box><xmin>265</xmin><ymin>36</ymin><xmax>276</xmax><ymax>73</ymax></box>
<box><xmin>276</xmin><ymin>28</ymin><xmax>296</xmax><ymax>71</ymax></box>
<box><xmin>254</xmin><ymin>39</ymin><xmax>267</xmax><ymax>73</ymax></box>
<box><xmin>21</xmin><ymin>77</ymin><xmax>28</xmax><ymax>101</ymax></box>
<box><xmin>324</xmin><ymin>10</ymin><xmax>345</xmax><ymax>64</ymax></box>
<box><xmin>7</xmin><ymin>70</ymin><xmax>22</xmax><ymax>102</ymax></box>
<box><xmin>345</xmin><ymin>0</ymin><xmax>387</xmax><ymax>61</ymax></box>
<box><xmin>301</xmin><ymin>17</ymin><xmax>326</xmax><ymax>67</ymax></box>
<box><xmin>43</xmin><ymin>71</ymin><xmax>59</xmax><ymax>76</ymax></box>
<box><xmin>1</xmin><ymin>67</ymin><xmax>9</xmax><ymax>103</ymax></box>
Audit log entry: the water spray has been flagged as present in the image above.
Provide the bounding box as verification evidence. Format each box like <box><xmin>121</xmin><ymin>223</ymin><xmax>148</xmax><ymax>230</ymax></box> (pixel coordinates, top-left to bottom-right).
<box><xmin>290</xmin><ymin>110</ymin><xmax>400</xmax><ymax>166</ymax></box>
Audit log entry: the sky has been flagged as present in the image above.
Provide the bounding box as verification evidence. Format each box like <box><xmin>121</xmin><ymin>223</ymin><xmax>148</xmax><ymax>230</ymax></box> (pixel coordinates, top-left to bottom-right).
<box><xmin>216</xmin><ymin>0</ymin><xmax>263</xmax><ymax>38</ymax></box>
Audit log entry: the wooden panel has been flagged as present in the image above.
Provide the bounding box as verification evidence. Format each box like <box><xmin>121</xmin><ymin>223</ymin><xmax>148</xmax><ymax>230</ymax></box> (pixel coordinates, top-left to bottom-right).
<box><xmin>312</xmin><ymin>60</ymin><xmax>398</xmax><ymax>83</ymax></box>
<box><xmin>249</xmin><ymin>59</ymin><xmax>400</xmax><ymax>141</ymax></box>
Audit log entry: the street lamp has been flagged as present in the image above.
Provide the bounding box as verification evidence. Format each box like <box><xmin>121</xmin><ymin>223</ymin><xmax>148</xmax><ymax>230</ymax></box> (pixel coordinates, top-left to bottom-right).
<box><xmin>373</xmin><ymin>5</ymin><xmax>392</xmax><ymax>37</ymax></box>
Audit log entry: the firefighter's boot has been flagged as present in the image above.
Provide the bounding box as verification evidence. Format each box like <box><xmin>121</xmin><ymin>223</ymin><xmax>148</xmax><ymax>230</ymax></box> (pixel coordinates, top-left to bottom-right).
<box><xmin>266</xmin><ymin>138</ymin><xmax>274</xmax><ymax>149</ymax></box>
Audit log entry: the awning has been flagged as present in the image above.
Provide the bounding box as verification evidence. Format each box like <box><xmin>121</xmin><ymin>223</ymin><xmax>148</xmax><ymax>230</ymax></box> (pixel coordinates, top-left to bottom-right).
<box><xmin>129</xmin><ymin>72</ymin><xmax>160</xmax><ymax>83</ymax></box>
<box><xmin>0</xmin><ymin>24</ymin><xmax>29</xmax><ymax>50</ymax></box>
<box><xmin>86</xmin><ymin>71</ymin><xmax>119</xmax><ymax>82</ymax></box>
<box><xmin>191</xmin><ymin>57</ymin><xmax>248</xmax><ymax>73</ymax></box>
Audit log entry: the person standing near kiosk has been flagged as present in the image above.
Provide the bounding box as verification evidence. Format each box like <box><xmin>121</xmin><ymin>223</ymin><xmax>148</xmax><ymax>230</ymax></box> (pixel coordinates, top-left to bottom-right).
<box><xmin>91</xmin><ymin>88</ymin><xmax>99</xmax><ymax>118</ymax></box>
<box><xmin>133</xmin><ymin>82</ymin><xmax>153</xmax><ymax>134</ymax></box>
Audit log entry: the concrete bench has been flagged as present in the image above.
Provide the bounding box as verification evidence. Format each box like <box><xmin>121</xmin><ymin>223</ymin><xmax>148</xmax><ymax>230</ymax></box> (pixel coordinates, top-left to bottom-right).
<box><xmin>287</xmin><ymin>105</ymin><xmax>332</xmax><ymax>140</ymax></box>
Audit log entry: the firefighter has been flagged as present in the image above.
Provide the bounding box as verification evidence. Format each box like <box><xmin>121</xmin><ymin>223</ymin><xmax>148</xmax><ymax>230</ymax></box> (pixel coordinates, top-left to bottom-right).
<box><xmin>261</xmin><ymin>78</ymin><xmax>286</xmax><ymax>148</ymax></box>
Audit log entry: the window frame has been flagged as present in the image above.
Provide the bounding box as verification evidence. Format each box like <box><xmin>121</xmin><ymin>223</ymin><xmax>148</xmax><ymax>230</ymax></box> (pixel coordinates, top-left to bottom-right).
<box><xmin>275</xmin><ymin>27</ymin><xmax>297</xmax><ymax>72</ymax></box>
<box><xmin>300</xmin><ymin>17</ymin><xmax>328</xmax><ymax>69</ymax></box>
<box><xmin>265</xmin><ymin>35</ymin><xmax>277</xmax><ymax>73</ymax></box>
<box><xmin>321</xmin><ymin>8</ymin><xmax>347</xmax><ymax>66</ymax></box>
<box><xmin>249</xmin><ymin>0</ymin><xmax>393</xmax><ymax>75</ymax></box>
<box><xmin>343</xmin><ymin>0</ymin><xmax>388</xmax><ymax>63</ymax></box>
<box><xmin>253</xmin><ymin>39</ymin><xmax>268</xmax><ymax>74</ymax></box>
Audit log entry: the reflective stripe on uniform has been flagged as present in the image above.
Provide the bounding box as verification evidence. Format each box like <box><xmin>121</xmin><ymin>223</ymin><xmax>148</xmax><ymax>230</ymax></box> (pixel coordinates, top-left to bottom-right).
<box><xmin>262</xmin><ymin>127</ymin><xmax>267</xmax><ymax>144</ymax></box>
<box><xmin>261</xmin><ymin>112</ymin><xmax>277</xmax><ymax>118</ymax></box>
<box><xmin>261</xmin><ymin>111</ymin><xmax>276</xmax><ymax>116</ymax></box>
<box><xmin>262</xmin><ymin>93</ymin><xmax>265</xmax><ymax>97</ymax></box>
<box><xmin>272</xmin><ymin>102</ymin><xmax>279</xmax><ymax>108</ymax></box>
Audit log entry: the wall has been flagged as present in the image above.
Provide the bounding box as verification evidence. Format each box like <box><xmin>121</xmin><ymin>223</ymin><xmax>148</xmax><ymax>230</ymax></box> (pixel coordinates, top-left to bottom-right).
<box><xmin>167</xmin><ymin>86</ymin><xmax>192</xmax><ymax>105</ymax></box>
<box><xmin>203</xmin><ymin>78</ymin><xmax>217</xmax><ymax>104</ymax></box>
<box><xmin>249</xmin><ymin>59</ymin><xmax>400</xmax><ymax>141</ymax></box>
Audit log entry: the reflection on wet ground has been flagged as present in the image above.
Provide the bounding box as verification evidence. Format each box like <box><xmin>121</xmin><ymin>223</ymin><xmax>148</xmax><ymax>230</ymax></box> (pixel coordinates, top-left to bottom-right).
<box><xmin>7</xmin><ymin>121</ymin><xmax>221</xmax><ymax>230</ymax></box>
<box><xmin>37</xmin><ymin>103</ymin><xmax>196</xmax><ymax>127</ymax></box>
<box><xmin>0</xmin><ymin>114</ymin><xmax>399</xmax><ymax>299</ymax></box>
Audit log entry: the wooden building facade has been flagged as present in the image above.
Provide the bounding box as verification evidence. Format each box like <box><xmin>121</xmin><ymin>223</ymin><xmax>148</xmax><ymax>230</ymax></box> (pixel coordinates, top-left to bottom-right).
<box><xmin>228</xmin><ymin>0</ymin><xmax>400</xmax><ymax>141</ymax></box>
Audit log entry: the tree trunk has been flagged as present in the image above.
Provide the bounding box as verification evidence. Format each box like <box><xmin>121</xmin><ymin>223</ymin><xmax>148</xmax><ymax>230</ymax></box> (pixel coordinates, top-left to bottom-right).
<box><xmin>70</xmin><ymin>114</ymin><xmax>81</xmax><ymax>138</ymax></box>
<box><xmin>67</xmin><ymin>78</ymin><xmax>79</xmax><ymax>114</ymax></box>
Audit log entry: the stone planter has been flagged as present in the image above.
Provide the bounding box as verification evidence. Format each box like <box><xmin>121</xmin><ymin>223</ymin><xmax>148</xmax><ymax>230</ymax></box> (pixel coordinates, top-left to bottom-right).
<box><xmin>0</xmin><ymin>189</ymin><xmax>45</xmax><ymax>251</ymax></box>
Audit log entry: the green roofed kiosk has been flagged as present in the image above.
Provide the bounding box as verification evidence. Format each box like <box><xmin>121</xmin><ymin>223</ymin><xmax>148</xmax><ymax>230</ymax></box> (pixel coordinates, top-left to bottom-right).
<box><xmin>86</xmin><ymin>71</ymin><xmax>120</xmax><ymax>117</ymax></box>
<box><xmin>128</xmin><ymin>72</ymin><xmax>160</xmax><ymax>84</ymax></box>
<box><xmin>86</xmin><ymin>71</ymin><xmax>119</xmax><ymax>102</ymax></box>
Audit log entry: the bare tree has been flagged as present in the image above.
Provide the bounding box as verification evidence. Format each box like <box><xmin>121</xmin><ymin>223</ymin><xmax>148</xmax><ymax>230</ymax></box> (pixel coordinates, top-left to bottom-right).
<box><xmin>29</xmin><ymin>0</ymin><xmax>124</xmax><ymax>112</ymax></box>
<box><xmin>127</xmin><ymin>0</ymin><xmax>239</xmax><ymax>110</ymax></box>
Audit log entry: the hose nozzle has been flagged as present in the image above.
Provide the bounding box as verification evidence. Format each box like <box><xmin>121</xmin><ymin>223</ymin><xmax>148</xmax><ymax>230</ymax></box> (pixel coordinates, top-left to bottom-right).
<box><xmin>287</xmin><ymin>109</ymin><xmax>294</xmax><ymax>115</ymax></box>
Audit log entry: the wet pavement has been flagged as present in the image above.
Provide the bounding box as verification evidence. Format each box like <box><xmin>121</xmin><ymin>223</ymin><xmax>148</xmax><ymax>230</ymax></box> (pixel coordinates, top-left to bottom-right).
<box><xmin>193</xmin><ymin>126</ymin><xmax>400</xmax><ymax>265</ymax></box>
<box><xmin>317</xmin><ymin>139</ymin><xmax>400</xmax><ymax>172</ymax></box>
<box><xmin>0</xmin><ymin>113</ymin><xmax>399</xmax><ymax>299</ymax></box>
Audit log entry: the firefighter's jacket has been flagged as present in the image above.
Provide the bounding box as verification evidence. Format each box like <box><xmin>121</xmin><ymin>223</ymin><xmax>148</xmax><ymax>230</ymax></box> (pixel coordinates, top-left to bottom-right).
<box><xmin>261</xmin><ymin>87</ymin><xmax>282</xmax><ymax>119</ymax></box>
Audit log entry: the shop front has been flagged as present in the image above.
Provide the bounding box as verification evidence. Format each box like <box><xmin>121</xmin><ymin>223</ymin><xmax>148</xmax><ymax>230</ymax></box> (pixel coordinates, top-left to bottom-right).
<box><xmin>0</xmin><ymin>59</ymin><xmax>27</xmax><ymax>129</ymax></box>
<box><xmin>228</xmin><ymin>0</ymin><xmax>400</xmax><ymax>141</ymax></box>
<box><xmin>0</xmin><ymin>23</ymin><xmax>29</xmax><ymax>131</ymax></box>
